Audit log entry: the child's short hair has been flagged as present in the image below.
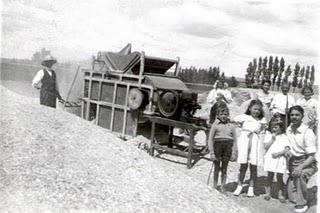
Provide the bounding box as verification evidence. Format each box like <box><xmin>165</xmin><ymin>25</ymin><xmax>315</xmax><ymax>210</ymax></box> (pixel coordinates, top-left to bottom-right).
<box><xmin>301</xmin><ymin>85</ymin><xmax>314</xmax><ymax>95</ymax></box>
<box><xmin>268</xmin><ymin>119</ymin><xmax>286</xmax><ymax>134</ymax></box>
<box><xmin>281</xmin><ymin>81</ymin><xmax>290</xmax><ymax>87</ymax></box>
<box><xmin>244</xmin><ymin>99</ymin><xmax>264</xmax><ymax>119</ymax></box>
<box><xmin>271</xmin><ymin>112</ymin><xmax>284</xmax><ymax>122</ymax></box>
<box><xmin>261</xmin><ymin>79</ymin><xmax>271</xmax><ymax>87</ymax></box>
<box><xmin>216</xmin><ymin>106</ymin><xmax>229</xmax><ymax>115</ymax></box>
<box><xmin>288</xmin><ymin>105</ymin><xmax>304</xmax><ymax>117</ymax></box>
<box><xmin>209</xmin><ymin>101</ymin><xmax>228</xmax><ymax>123</ymax></box>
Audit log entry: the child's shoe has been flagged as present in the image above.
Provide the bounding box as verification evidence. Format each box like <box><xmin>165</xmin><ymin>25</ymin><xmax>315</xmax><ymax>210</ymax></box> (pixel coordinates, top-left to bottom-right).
<box><xmin>233</xmin><ymin>185</ymin><xmax>243</xmax><ymax>196</ymax></box>
<box><xmin>213</xmin><ymin>182</ymin><xmax>218</xmax><ymax>189</ymax></box>
<box><xmin>264</xmin><ymin>186</ymin><xmax>271</xmax><ymax>201</ymax></box>
<box><xmin>247</xmin><ymin>186</ymin><xmax>254</xmax><ymax>197</ymax></box>
<box><xmin>294</xmin><ymin>205</ymin><xmax>308</xmax><ymax>213</ymax></box>
<box><xmin>278</xmin><ymin>191</ymin><xmax>286</xmax><ymax>203</ymax></box>
<box><xmin>264</xmin><ymin>195</ymin><xmax>271</xmax><ymax>201</ymax></box>
<box><xmin>220</xmin><ymin>185</ymin><xmax>226</xmax><ymax>193</ymax></box>
<box><xmin>220</xmin><ymin>174</ymin><xmax>227</xmax><ymax>193</ymax></box>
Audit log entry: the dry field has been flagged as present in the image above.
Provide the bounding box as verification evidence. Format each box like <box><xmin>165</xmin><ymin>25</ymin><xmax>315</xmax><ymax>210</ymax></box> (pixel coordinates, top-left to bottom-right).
<box><xmin>0</xmin><ymin>84</ymin><xmax>317</xmax><ymax>213</ymax></box>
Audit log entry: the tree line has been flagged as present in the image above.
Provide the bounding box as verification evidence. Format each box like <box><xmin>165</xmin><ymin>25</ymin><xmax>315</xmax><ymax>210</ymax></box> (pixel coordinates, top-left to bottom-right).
<box><xmin>245</xmin><ymin>56</ymin><xmax>316</xmax><ymax>91</ymax></box>
<box><xmin>178</xmin><ymin>66</ymin><xmax>239</xmax><ymax>87</ymax></box>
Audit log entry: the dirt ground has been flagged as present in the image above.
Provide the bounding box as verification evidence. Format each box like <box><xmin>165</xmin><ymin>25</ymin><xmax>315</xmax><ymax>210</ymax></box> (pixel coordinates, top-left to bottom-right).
<box><xmin>141</xmin><ymin>132</ymin><xmax>318</xmax><ymax>213</ymax></box>
<box><xmin>0</xmin><ymin>84</ymin><xmax>318</xmax><ymax>213</ymax></box>
<box><xmin>131</xmin><ymin>89</ymin><xmax>318</xmax><ymax>213</ymax></box>
<box><xmin>0</xmin><ymin>85</ymin><xmax>248</xmax><ymax>213</ymax></box>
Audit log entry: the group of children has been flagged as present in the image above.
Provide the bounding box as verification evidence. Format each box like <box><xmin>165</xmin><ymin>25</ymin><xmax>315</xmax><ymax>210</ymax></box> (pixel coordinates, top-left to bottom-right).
<box><xmin>207</xmin><ymin>82</ymin><xmax>318</xmax><ymax>208</ymax></box>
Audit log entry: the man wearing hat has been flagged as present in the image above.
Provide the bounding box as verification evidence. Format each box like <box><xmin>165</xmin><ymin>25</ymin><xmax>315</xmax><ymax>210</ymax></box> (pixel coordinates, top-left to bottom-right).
<box><xmin>32</xmin><ymin>55</ymin><xmax>62</xmax><ymax>108</ymax></box>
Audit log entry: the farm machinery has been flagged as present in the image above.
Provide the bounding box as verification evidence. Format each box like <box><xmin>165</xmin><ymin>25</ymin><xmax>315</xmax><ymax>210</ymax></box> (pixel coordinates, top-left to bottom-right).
<box><xmin>80</xmin><ymin>44</ymin><xmax>207</xmax><ymax>168</ymax></box>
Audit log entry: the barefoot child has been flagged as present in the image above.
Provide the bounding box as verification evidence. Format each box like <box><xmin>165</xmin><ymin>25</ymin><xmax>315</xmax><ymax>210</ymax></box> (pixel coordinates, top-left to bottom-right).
<box><xmin>233</xmin><ymin>99</ymin><xmax>267</xmax><ymax>197</ymax></box>
<box><xmin>263</xmin><ymin>120</ymin><xmax>290</xmax><ymax>202</ymax></box>
<box><xmin>208</xmin><ymin>106</ymin><xmax>237</xmax><ymax>192</ymax></box>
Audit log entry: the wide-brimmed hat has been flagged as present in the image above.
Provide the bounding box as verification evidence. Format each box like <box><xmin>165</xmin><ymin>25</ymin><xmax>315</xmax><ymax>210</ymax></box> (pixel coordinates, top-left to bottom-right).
<box><xmin>41</xmin><ymin>55</ymin><xmax>57</xmax><ymax>67</ymax></box>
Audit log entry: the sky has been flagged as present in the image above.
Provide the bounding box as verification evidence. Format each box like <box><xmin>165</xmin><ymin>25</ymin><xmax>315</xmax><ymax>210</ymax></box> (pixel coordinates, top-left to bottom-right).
<box><xmin>1</xmin><ymin>0</ymin><xmax>319</xmax><ymax>78</ymax></box>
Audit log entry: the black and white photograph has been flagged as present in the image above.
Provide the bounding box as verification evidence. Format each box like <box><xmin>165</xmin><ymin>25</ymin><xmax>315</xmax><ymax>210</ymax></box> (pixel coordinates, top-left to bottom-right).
<box><xmin>1</xmin><ymin>0</ymin><xmax>319</xmax><ymax>212</ymax></box>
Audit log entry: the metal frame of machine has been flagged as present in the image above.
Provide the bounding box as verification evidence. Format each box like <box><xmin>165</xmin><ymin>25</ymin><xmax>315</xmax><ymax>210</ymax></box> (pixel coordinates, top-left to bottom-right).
<box><xmin>80</xmin><ymin>45</ymin><xmax>207</xmax><ymax>167</ymax></box>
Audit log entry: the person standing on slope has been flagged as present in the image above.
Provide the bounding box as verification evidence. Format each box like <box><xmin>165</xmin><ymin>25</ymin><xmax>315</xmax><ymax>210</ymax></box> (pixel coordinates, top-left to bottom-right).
<box><xmin>32</xmin><ymin>55</ymin><xmax>62</xmax><ymax>108</ymax></box>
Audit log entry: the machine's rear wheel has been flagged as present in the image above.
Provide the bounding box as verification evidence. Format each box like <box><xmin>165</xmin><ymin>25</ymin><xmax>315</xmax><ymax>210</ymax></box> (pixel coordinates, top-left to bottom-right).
<box><xmin>157</xmin><ymin>90</ymin><xmax>179</xmax><ymax>117</ymax></box>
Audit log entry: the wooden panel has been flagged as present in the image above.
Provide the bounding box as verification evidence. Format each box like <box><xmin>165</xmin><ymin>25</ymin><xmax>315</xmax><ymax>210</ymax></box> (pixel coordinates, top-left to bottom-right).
<box><xmin>146</xmin><ymin>116</ymin><xmax>205</xmax><ymax>131</ymax></box>
<box><xmin>137</xmin><ymin>121</ymin><xmax>169</xmax><ymax>145</ymax></box>
<box><xmin>91</xmin><ymin>81</ymin><xmax>100</xmax><ymax>100</ymax></box>
<box><xmin>101</xmin><ymin>82</ymin><xmax>114</xmax><ymax>102</ymax></box>
<box><xmin>115</xmin><ymin>85</ymin><xmax>126</xmax><ymax>105</ymax></box>
<box><xmin>113</xmin><ymin>108</ymin><xmax>124</xmax><ymax>133</ymax></box>
<box><xmin>89</xmin><ymin>103</ymin><xmax>97</xmax><ymax>121</ymax></box>
<box><xmin>155</xmin><ymin>124</ymin><xmax>170</xmax><ymax>145</ymax></box>
<box><xmin>93</xmin><ymin>62</ymin><xmax>105</xmax><ymax>71</ymax></box>
<box><xmin>98</xmin><ymin>105</ymin><xmax>112</xmax><ymax>129</ymax></box>
<box><xmin>92</xmin><ymin>72</ymin><xmax>103</xmax><ymax>78</ymax></box>
<box><xmin>153</xmin><ymin>144</ymin><xmax>188</xmax><ymax>157</ymax></box>
<box><xmin>125</xmin><ymin>111</ymin><xmax>138</xmax><ymax>136</ymax></box>
<box><xmin>84</xmin><ymin>80</ymin><xmax>89</xmax><ymax>98</ymax></box>
<box><xmin>82</xmin><ymin>101</ymin><xmax>87</xmax><ymax>119</ymax></box>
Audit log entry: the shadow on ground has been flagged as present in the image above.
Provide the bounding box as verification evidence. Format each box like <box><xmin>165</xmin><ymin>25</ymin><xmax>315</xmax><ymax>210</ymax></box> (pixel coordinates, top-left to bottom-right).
<box><xmin>222</xmin><ymin>177</ymin><xmax>317</xmax><ymax>208</ymax></box>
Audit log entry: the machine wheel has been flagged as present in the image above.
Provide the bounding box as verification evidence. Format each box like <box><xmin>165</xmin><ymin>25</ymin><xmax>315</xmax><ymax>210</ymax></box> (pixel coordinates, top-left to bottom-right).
<box><xmin>157</xmin><ymin>90</ymin><xmax>179</xmax><ymax>117</ymax></box>
<box><xmin>128</xmin><ymin>88</ymin><xmax>144</xmax><ymax>110</ymax></box>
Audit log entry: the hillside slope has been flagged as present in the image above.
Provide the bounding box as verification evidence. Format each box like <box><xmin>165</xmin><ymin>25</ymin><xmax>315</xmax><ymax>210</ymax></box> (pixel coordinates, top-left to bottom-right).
<box><xmin>0</xmin><ymin>86</ymin><xmax>249</xmax><ymax>213</ymax></box>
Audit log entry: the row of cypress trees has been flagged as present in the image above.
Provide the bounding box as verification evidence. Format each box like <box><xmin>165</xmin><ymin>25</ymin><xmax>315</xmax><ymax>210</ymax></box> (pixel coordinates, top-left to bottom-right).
<box><xmin>245</xmin><ymin>56</ymin><xmax>315</xmax><ymax>91</ymax></box>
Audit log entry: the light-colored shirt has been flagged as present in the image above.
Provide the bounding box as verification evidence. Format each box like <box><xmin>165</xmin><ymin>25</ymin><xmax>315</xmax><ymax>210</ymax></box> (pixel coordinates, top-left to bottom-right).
<box><xmin>286</xmin><ymin>123</ymin><xmax>317</xmax><ymax>157</ymax></box>
<box><xmin>32</xmin><ymin>69</ymin><xmax>59</xmax><ymax>91</ymax></box>
<box><xmin>296</xmin><ymin>97</ymin><xmax>318</xmax><ymax>110</ymax></box>
<box><xmin>257</xmin><ymin>92</ymin><xmax>273</xmax><ymax>107</ymax></box>
<box><xmin>270</xmin><ymin>93</ymin><xmax>295</xmax><ymax>115</ymax></box>
<box><xmin>206</xmin><ymin>88</ymin><xmax>232</xmax><ymax>105</ymax></box>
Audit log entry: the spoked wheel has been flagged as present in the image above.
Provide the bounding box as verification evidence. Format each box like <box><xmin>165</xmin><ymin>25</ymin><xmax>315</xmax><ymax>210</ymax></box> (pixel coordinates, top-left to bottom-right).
<box><xmin>157</xmin><ymin>90</ymin><xmax>179</xmax><ymax>117</ymax></box>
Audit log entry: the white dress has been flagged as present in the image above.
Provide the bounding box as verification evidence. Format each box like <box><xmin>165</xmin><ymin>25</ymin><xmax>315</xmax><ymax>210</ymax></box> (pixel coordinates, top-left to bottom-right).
<box><xmin>264</xmin><ymin>132</ymin><xmax>290</xmax><ymax>174</ymax></box>
<box><xmin>234</xmin><ymin>114</ymin><xmax>267</xmax><ymax>166</ymax></box>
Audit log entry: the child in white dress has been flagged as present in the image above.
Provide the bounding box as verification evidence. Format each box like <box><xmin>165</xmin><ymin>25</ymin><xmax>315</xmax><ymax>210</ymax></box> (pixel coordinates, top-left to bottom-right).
<box><xmin>233</xmin><ymin>99</ymin><xmax>267</xmax><ymax>197</ymax></box>
<box><xmin>263</xmin><ymin>120</ymin><xmax>290</xmax><ymax>202</ymax></box>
